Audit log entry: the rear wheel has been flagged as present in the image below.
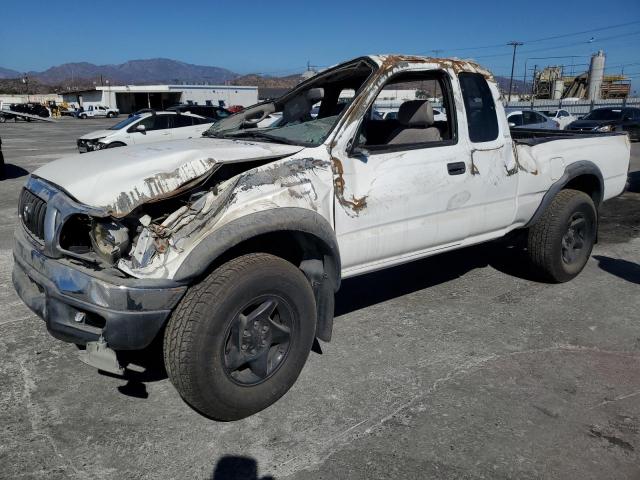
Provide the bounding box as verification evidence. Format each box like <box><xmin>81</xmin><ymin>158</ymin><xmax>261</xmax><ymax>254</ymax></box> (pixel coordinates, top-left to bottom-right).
<box><xmin>164</xmin><ymin>253</ymin><xmax>317</xmax><ymax>420</ymax></box>
<box><xmin>527</xmin><ymin>189</ymin><xmax>597</xmax><ymax>282</ymax></box>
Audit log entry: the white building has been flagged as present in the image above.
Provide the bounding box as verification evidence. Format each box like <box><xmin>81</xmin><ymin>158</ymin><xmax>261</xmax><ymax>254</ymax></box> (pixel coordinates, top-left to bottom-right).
<box><xmin>61</xmin><ymin>84</ymin><xmax>258</xmax><ymax>113</ymax></box>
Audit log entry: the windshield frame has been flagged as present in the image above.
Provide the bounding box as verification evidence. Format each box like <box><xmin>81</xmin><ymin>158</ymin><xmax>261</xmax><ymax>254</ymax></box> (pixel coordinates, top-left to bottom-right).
<box><xmin>204</xmin><ymin>57</ymin><xmax>378</xmax><ymax>148</ymax></box>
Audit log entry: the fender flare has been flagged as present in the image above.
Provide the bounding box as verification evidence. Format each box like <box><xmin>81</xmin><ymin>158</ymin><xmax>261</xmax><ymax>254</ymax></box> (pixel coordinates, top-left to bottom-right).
<box><xmin>174</xmin><ymin>206</ymin><xmax>341</xmax><ymax>286</ymax></box>
<box><xmin>525</xmin><ymin>160</ymin><xmax>604</xmax><ymax>228</ymax></box>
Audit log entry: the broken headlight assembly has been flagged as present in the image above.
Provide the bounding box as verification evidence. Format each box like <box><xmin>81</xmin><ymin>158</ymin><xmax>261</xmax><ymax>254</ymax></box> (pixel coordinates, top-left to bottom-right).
<box><xmin>89</xmin><ymin>219</ymin><xmax>130</xmax><ymax>265</ymax></box>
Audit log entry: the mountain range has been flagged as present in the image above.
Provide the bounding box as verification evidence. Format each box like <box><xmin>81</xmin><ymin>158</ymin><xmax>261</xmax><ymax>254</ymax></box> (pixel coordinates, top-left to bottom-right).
<box><xmin>0</xmin><ymin>59</ymin><xmax>238</xmax><ymax>85</ymax></box>
<box><xmin>0</xmin><ymin>58</ymin><xmax>524</xmax><ymax>92</ymax></box>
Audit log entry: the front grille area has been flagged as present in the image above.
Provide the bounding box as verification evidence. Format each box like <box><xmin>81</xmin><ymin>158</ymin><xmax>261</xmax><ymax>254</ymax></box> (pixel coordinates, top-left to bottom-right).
<box><xmin>18</xmin><ymin>188</ymin><xmax>47</xmax><ymax>242</ymax></box>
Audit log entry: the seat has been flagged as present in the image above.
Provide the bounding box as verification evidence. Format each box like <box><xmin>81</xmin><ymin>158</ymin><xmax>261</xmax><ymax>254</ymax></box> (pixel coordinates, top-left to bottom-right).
<box><xmin>282</xmin><ymin>88</ymin><xmax>324</xmax><ymax>124</ymax></box>
<box><xmin>386</xmin><ymin>100</ymin><xmax>442</xmax><ymax>145</ymax></box>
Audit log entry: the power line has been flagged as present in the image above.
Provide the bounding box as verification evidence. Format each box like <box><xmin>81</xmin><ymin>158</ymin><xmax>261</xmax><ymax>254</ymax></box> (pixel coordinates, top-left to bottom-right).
<box><xmin>521</xmin><ymin>20</ymin><xmax>640</xmax><ymax>44</ymax></box>
<box><xmin>424</xmin><ymin>19</ymin><xmax>640</xmax><ymax>55</ymax></box>
<box><xmin>472</xmin><ymin>30</ymin><xmax>640</xmax><ymax>59</ymax></box>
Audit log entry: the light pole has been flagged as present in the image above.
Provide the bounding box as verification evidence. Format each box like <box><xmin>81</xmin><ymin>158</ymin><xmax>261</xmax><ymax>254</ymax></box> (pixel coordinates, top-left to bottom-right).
<box><xmin>106</xmin><ymin>80</ymin><xmax>110</xmax><ymax>108</ymax></box>
<box><xmin>22</xmin><ymin>75</ymin><xmax>29</xmax><ymax>103</ymax></box>
<box><xmin>507</xmin><ymin>41</ymin><xmax>524</xmax><ymax>102</ymax></box>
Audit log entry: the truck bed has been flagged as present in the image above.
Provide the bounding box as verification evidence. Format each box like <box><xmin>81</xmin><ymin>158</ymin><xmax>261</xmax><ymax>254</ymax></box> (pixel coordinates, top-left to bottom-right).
<box><xmin>510</xmin><ymin>128</ymin><xmax>627</xmax><ymax>146</ymax></box>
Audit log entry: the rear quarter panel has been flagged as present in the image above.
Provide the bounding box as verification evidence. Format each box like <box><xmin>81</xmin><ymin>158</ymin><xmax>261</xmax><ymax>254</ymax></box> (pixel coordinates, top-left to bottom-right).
<box><xmin>513</xmin><ymin>134</ymin><xmax>630</xmax><ymax>224</ymax></box>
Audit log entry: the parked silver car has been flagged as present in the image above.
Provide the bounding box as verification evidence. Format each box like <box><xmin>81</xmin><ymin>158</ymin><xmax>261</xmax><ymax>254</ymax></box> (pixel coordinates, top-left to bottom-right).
<box><xmin>506</xmin><ymin>109</ymin><xmax>559</xmax><ymax>130</ymax></box>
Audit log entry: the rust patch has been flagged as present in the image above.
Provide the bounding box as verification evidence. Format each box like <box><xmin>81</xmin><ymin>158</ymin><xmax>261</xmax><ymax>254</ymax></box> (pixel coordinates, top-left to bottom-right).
<box><xmin>331</xmin><ymin>156</ymin><xmax>368</xmax><ymax>214</ymax></box>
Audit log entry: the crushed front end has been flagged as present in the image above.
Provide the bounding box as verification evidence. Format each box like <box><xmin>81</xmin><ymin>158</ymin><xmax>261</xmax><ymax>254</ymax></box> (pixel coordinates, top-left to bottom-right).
<box><xmin>12</xmin><ymin>176</ymin><xmax>187</xmax><ymax>355</ymax></box>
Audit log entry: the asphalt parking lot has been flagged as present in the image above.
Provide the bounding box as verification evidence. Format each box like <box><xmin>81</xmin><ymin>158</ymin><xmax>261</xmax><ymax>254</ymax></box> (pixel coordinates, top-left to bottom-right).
<box><xmin>0</xmin><ymin>117</ymin><xmax>639</xmax><ymax>479</ymax></box>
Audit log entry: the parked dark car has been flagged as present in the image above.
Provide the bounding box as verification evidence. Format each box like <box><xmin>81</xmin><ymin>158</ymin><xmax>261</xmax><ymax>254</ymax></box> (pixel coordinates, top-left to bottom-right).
<box><xmin>566</xmin><ymin>107</ymin><xmax>640</xmax><ymax>141</ymax></box>
<box><xmin>166</xmin><ymin>104</ymin><xmax>231</xmax><ymax>121</ymax></box>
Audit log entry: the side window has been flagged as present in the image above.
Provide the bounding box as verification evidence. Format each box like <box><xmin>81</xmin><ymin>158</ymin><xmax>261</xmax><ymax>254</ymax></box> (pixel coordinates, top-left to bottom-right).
<box><xmin>458</xmin><ymin>72</ymin><xmax>498</xmax><ymax>142</ymax></box>
<box><xmin>535</xmin><ymin>112</ymin><xmax>547</xmax><ymax>123</ymax></box>
<box><xmin>559</xmin><ymin>110</ymin><xmax>569</xmax><ymax>117</ymax></box>
<box><xmin>174</xmin><ymin>115</ymin><xmax>195</xmax><ymax>128</ymax></box>
<box><xmin>522</xmin><ymin>111</ymin><xmax>537</xmax><ymax>125</ymax></box>
<box><xmin>508</xmin><ymin>114</ymin><xmax>523</xmax><ymax>126</ymax></box>
<box><xmin>153</xmin><ymin>115</ymin><xmax>173</xmax><ymax>130</ymax></box>
<box><xmin>129</xmin><ymin>115</ymin><xmax>155</xmax><ymax>132</ymax></box>
<box><xmin>357</xmin><ymin>70</ymin><xmax>455</xmax><ymax>149</ymax></box>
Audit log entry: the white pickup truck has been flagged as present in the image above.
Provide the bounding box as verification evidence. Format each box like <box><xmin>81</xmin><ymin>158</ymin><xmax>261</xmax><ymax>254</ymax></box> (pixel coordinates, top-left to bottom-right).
<box><xmin>13</xmin><ymin>55</ymin><xmax>630</xmax><ymax>420</ymax></box>
<box><xmin>76</xmin><ymin>104</ymin><xmax>119</xmax><ymax>119</ymax></box>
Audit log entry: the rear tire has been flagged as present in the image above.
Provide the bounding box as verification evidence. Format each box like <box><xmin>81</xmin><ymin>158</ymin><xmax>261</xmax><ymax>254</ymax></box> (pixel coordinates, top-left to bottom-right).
<box><xmin>527</xmin><ymin>189</ymin><xmax>597</xmax><ymax>282</ymax></box>
<box><xmin>164</xmin><ymin>253</ymin><xmax>317</xmax><ymax>420</ymax></box>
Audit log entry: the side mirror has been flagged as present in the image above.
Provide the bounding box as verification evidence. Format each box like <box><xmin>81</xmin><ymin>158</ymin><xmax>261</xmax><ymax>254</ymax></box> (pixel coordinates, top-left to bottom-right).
<box><xmin>135</xmin><ymin>124</ymin><xmax>146</xmax><ymax>133</ymax></box>
<box><xmin>623</xmin><ymin>115</ymin><xmax>633</xmax><ymax>122</ymax></box>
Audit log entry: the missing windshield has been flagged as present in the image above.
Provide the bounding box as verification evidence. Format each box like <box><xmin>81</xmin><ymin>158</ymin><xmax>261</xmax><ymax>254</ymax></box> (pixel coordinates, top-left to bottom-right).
<box><xmin>205</xmin><ymin>59</ymin><xmax>375</xmax><ymax>147</ymax></box>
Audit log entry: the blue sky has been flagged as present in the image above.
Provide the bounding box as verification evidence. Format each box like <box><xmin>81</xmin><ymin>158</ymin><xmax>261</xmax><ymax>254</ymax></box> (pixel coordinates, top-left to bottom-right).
<box><xmin>1</xmin><ymin>0</ymin><xmax>639</xmax><ymax>92</ymax></box>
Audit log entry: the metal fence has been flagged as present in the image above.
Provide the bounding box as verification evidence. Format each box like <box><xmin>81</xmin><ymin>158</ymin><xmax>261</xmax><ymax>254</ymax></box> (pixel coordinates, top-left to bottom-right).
<box><xmin>504</xmin><ymin>97</ymin><xmax>640</xmax><ymax>117</ymax></box>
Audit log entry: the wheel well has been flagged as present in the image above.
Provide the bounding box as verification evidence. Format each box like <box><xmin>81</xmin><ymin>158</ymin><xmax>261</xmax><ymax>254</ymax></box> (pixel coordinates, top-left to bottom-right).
<box><xmin>204</xmin><ymin>230</ymin><xmax>334</xmax><ymax>278</ymax></box>
<box><xmin>563</xmin><ymin>174</ymin><xmax>602</xmax><ymax>206</ymax></box>
<box><xmin>198</xmin><ymin>230</ymin><xmax>339</xmax><ymax>343</ymax></box>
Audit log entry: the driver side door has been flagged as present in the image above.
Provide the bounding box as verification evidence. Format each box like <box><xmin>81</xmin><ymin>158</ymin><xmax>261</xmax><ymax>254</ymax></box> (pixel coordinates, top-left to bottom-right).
<box><xmin>331</xmin><ymin>66</ymin><xmax>472</xmax><ymax>276</ymax></box>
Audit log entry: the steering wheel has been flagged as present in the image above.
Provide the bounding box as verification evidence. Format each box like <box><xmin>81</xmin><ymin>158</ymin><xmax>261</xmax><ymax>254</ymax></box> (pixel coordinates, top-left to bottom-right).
<box><xmin>242</xmin><ymin>110</ymin><xmax>271</xmax><ymax>127</ymax></box>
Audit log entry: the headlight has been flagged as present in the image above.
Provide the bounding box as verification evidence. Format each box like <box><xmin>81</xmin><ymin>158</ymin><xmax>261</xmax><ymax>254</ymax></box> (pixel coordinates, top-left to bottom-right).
<box><xmin>90</xmin><ymin>220</ymin><xmax>129</xmax><ymax>264</ymax></box>
<box><xmin>595</xmin><ymin>125</ymin><xmax>613</xmax><ymax>132</ymax></box>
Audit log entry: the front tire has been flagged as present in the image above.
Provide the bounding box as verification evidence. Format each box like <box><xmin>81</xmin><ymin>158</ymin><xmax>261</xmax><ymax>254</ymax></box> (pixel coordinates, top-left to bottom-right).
<box><xmin>164</xmin><ymin>253</ymin><xmax>317</xmax><ymax>420</ymax></box>
<box><xmin>527</xmin><ymin>189</ymin><xmax>597</xmax><ymax>282</ymax></box>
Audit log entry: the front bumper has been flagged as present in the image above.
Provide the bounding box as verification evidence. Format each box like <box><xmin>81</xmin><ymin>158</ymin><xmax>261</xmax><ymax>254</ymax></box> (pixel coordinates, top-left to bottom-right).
<box><xmin>12</xmin><ymin>227</ymin><xmax>187</xmax><ymax>350</ymax></box>
<box><xmin>77</xmin><ymin>138</ymin><xmax>105</xmax><ymax>153</ymax></box>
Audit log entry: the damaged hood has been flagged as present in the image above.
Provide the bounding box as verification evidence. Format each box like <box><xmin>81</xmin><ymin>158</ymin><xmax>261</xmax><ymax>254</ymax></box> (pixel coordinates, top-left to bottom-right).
<box><xmin>33</xmin><ymin>138</ymin><xmax>303</xmax><ymax>216</ymax></box>
<box><xmin>79</xmin><ymin>129</ymin><xmax>114</xmax><ymax>140</ymax></box>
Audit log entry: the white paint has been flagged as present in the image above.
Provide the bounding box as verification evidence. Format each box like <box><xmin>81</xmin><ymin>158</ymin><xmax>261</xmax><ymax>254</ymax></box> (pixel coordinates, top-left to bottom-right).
<box><xmin>33</xmin><ymin>138</ymin><xmax>303</xmax><ymax>214</ymax></box>
<box><xmin>30</xmin><ymin>54</ymin><xmax>631</xmax><ymax>281</ymax></box>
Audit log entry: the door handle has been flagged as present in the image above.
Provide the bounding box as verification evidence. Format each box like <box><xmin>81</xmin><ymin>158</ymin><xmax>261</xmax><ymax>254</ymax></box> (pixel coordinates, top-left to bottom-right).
<box><xmin>447</xmin><ymin>162</ymin><xmax>466</xmax><ymax>175</ymax></box>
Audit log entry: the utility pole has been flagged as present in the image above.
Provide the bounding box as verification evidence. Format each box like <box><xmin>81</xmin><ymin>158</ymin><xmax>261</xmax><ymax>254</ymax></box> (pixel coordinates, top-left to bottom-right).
<box><xmin>431</xmin><ymin>49</ymin><xmax>443</xmax><ymax>57</ymax></box>
<box><xmin>22</xmin><ymin>75</ymin><xmax>29</xmax><ymax>103</ymax></box>
<box><xmin>507</xmin><ymin>41</ymin><xmax>524</xmax><ymax>102</ymax></box>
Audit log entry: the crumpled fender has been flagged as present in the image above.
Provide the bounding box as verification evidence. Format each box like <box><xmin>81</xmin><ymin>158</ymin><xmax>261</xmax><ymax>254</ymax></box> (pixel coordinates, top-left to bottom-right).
<box><xmin>173</xmin><ymin>206</ymin><xmax>341</xmax><ymax>286</ymax></box>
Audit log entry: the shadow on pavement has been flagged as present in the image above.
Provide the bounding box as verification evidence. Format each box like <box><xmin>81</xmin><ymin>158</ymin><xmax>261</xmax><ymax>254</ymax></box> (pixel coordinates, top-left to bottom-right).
<box><xmin>106</xmin><ymin>241</ymin><xmax>539</xmax><ymax>400</ymax></box>
<box><xmin>210</xmin><ymin>456</ymin><xmax>274</xmax><ymax>480</ymax></box>
<box><xmin>1</xmin><ymin>164</ymin><xmax>30</xmax><ymax>180</ymax></box>
<box><xmin>593</xmin><ymin>255</ymin><xmax>640</xmax><ymax>284</ymax></box>
<box><xmin>335</xmin><ymin>239</ymin><xmax>539</xmax><ymax>317</ymax></box>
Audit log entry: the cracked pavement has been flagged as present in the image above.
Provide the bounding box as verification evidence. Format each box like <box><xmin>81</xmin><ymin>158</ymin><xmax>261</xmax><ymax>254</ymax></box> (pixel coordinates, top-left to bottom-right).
<box><xmin>0</xmin><ymin>118</ymin><xmax>639</xmax><ymax>479</ymax></box>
